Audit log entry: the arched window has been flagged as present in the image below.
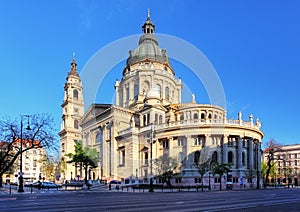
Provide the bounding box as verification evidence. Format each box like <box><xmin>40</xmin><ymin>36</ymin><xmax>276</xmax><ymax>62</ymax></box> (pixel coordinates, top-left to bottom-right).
<box><xmin>212</xmin><ymin>151</ymin><xmax>218</xmax><ymax>163</ymax></box>
<box><xmin>165</xmin><ymin>86</ymin><xmax>169</xmax><ymax>100</ymax></box>
<box><xmin>126</xmin><ymin>86</ymin><xmax>129</xmax><ymax>101</ymax></box>
<box><xmin>242</xmin><ymin>152</ymin><xmax>245</xmax><ymax>165</ymax></box>
<box><xmin>194</xmin><ymin>151</ymin><xmax>200</xmax><ymax>164</ymax></box>
<box><xmin>228</xmin><ymin>151</ymin><xmax>233</xmax><ymax>164</ymax></box>
<box><xmin>143</xmin><ymin>115</ymin><xmax>147</xmax><ymax>126</ymax></box>
<box><xmin>180</xmin><ymin>114</ymin><xmax>184</xmax><ymax>121</ymax></box>
<box><xmin>201</xmin><ymin>113</ymin><xmax>205</xmax><ymax>119</ymax></box>
<box><xmin>147</xmin><ymin>113</ymin><xmax>150</xmax><ymax>125</ymax></box>
<box><xmin>159</xmin><ymin>115</ymin><xmax>163</xmax><ymax>125</ymax></box>
<box><xmin>193</xmin><ymin>113</ymin><xmax>198</xmax><ymax>119</ymax></box>
<box><xmin>74</xmin><ymin>120</ymin><xmax>79</xmax><ymax>129</ymax></box>
<box><xmin>156</xmin><ymin>84</ymin><xmax>161</xmax><ymax>98</ymax></box>
<box><xmin>155</xmin><ymin>114</ymin><xmax>158</xmax><ymax>124</ymax></box>
<box><xmin>73</xmin><ymin>89</ymin><xmax>78</xmax><ymax>100</ymax></box>
<box><xmin>134</xmin><ymin>84</ymin><xmax>139</xmax><ymax>99</ymax></box>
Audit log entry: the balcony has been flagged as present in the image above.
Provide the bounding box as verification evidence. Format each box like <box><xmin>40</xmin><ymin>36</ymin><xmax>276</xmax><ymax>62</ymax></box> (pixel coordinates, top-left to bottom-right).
<box><xmin>118</xmin><ymin>118</ymin><xmax>261</xmax><ymax>137</ymax></box>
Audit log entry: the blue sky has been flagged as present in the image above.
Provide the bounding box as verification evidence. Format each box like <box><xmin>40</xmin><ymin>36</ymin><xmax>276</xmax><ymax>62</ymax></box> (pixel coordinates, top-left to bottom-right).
<box><xmin>0</xmin><ymin>0</ymin><xmax>299</xmax><ymax>148</ymax></box>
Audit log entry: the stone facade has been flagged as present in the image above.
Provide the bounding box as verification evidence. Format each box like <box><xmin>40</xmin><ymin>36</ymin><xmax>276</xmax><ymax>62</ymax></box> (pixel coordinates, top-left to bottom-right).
<box><xmin>0</xmin><ymin>141</ymin><xmax>46</xmax><ymax>184</ymax></box>
<box><xmin>59</xmin><ymin>55</ymin><xmax>85</xmax><ymax>181</ymax></box>
<box><xmin>60</xmin><ymin>13</ymin><xmax>264</xmax><ymax>189</ymax></box>
<box><xmin>263</xmin><ymin>144</ymin><xmax>300</xmax><ymax>186</ymax></box>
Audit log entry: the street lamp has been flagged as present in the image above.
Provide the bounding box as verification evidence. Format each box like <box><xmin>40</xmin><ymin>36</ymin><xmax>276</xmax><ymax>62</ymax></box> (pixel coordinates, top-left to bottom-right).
<box><xmin>208</xmin><ymin>171</ymin><xmax>211</xmax><ymax>191</ymax></box>
<box><xmin>255</xmin><ymin>141</ymin><xmax>261</xmax><ymax>189</ymax></box>
<box><xmin>18</xmin><ymin>115</ymin><xmax>31</xmax><ymax>192</ymax></box>
<box><xmin>147</xmin><ymin>123</ymin><xmax>155</xmax><ymax>192</ymax></box>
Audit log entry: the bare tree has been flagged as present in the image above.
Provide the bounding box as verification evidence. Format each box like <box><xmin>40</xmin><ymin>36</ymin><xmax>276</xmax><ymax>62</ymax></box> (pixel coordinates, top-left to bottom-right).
<box><xmin>0</xmin><ymin>114</ymin><xmax>57</xmax><ymax>187</ymax></box>
<box><xmin>263</xmin><ymin>139</ymin><xmax>282</xmax><ymax>187</ymax></box>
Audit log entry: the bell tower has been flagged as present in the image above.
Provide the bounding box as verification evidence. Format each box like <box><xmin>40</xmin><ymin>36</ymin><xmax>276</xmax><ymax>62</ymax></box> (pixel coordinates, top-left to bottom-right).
<box><xmin>59</xmin><ymin>53</ymin><xmax>85</xmax><ymax>181</ymax></box>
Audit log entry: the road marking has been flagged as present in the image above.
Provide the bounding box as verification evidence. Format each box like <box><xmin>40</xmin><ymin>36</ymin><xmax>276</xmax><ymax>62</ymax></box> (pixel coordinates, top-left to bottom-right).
<box><xmin>0</xmin><ymin>197</ymin><xmax>17</xmax><ymax>201</ymax></box>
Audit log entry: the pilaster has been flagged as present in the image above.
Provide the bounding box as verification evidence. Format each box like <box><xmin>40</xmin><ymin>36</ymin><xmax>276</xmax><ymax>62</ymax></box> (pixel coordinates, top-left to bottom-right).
<box><xmin>237</xmin><ymin>137</ymin><xmax>242</xmax><ymax>169</ymax></box>
<box><xmin>249</xmin><ymin>138</ymin><xmax>254</xmax><ymax>170</ymax></box>
<box><xmin>222</xmin><ymin>134</ymin><xmax>228</xmax><ymax>163</ymax></box>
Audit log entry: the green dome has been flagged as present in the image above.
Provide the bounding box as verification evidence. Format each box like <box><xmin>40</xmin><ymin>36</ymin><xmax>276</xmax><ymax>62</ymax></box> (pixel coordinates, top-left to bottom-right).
<box><xmin>126</xmin><ymin>12</ymin><xmax>169</xmax><ymax>66</ymax></box>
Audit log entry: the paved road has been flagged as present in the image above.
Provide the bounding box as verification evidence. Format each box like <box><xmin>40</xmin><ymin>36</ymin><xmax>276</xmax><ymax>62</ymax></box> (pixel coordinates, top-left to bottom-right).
<box><xmin>1</xmin><ymin>188</ymin><xmax>300</xmax><ymax>211</ymax></box>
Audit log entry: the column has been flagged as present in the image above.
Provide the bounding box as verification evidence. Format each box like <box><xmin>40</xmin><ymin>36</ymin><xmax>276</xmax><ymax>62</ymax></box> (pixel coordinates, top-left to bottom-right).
<box><xmin>237</xmin><ymin>137</ymin><xmax>242</xmax><ymax>169</ymax></box>
<box><xmin>185</xmin><ymin>135</ymin><xmax>192</xmax><ymax>169</ymax></box>
<box><xmin>129</xmin><ymin>81</ymin><xmax>134</xmax><ymax>101</ymax></box>
<box><xmin>123</xmin><ymin>85</ymin><xmax>126</xmax><ymax>107</ymax></box>
<box><xmin>168</xmin><ymin>137</ymin><xmax>174</xmax><ymax>157</ymax></box>
<box><xmin>222</xmin><ymin>135</ymin><xmax>228</xmax><ymax>163</ymax></box>
<box><xmin>205</xmin><ymin>134</ymin><xmax>211</xmax><ymax>146</ymax></box>
<box><xmin>258</xmin><ymin>141</ymin><xmax>262</xmax><ymax>171</ymax></box>
<box><xmin>249</xmin><ymin>138</ymin><xmax>254</xmax><ymax>170</ymax></box>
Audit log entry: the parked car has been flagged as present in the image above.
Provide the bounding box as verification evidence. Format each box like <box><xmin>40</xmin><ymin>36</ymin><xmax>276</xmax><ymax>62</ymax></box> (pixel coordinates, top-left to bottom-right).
<box><xmin>29</xmin><ymin>181</ymin><xmax>60</xmax><ymax>189</ymax></box>
<box><xmin>109</xmin><ymin>180</ymin><xmax>121</xmax><ymax>190</ymax></box>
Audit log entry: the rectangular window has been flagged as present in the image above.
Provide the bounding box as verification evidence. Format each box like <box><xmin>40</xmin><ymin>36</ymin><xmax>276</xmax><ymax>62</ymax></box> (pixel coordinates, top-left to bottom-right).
<box><xmin>162</xmin><ymin>140</ymin><xmax>169</xmax><ymax>148</ymax></box>
<box><xmin>175</xmin><ymin>178</ymin><xmax>182</xmax><ymax>183</ymax></box>
<box><xmin>119</xmin><ymin>148</ymin><xmax>125</xmax><ymax>166</ymax></box>
<box><xmin>122</xmin><ymin>150</ymin><xmax>125</xmax><ymax>165</ymax></box>
<box><xmin>295</xmin><ymin>160</ymin><xmax>297</xmax><ymax>166</ymax></box>
<box><xmin>194</xmin><ymin>178</ymin><xmax>201</xmax><ymax>183</ymax></box>
<box><xmin>194</xmin><ymin>137</ymin><xmax>199</xmax><ymax>145</ymax></box>
<box><xmin>214</xmin><ymin>177</ymin><xmax>221</xmax><ymax>183</ymax></box>
<box><xmin>177</xmin><ymin>137</ymin><xmax>185</xmax><ymax>146</ymax></box>
<box><xmin>295</xmin><ymin>154</ymin><xmax>297</xmax><ymax>159</ymax></box>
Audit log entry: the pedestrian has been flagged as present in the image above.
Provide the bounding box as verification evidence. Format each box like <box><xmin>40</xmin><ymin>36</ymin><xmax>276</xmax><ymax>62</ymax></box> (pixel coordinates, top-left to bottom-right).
<box><xmin>38</xmin><ymin>180</ymin><xmax>42</xmax><ymax>190</ymax></box>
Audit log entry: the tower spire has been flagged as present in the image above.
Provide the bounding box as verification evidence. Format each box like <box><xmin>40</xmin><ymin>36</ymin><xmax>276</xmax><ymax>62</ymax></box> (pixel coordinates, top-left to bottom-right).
<box><xmin>142</xmin><ymin>9</ymin><xmax>155</xmax><ymax>34</ymax></box>
<box><xmin>71</xmin><ymin>52</ymin><xmax>77</xmax><ymax>71</ymax></box>
<box><xmin>147</xmin><ymin>8</ymin><xmax>150</xmax><ymax>20</ymax></box>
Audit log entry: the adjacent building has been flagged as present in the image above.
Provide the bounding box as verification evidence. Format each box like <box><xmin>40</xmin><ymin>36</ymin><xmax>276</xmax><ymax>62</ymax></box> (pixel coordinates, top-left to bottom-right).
<box><xmin>59</xmin><ymin>13</ymin><xmax>264</xmax><ymax>189</ymax></box>
<box><xmin>263</xmin><ymin>144</ymin><xmax>300</xmax><ymax>186</ymax></box>
<box><xmin>0</xmin><ymin>140</ymin><xmax>46</xmax><ymax>184</ymax></box>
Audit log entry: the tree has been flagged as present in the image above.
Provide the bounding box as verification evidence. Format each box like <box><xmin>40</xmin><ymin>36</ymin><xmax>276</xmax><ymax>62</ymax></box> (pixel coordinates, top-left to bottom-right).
<box><xmin>41</xmin><ymin>154</ymin><xmax>59</xmax><ymax>182</ymax></box>
<box><xmin>211</xmin><ymin>162</ymin><xmax>231</xmax><ymax>191</ymax></box>
<box><xmin>66</xmin><ymin>141</ymin><xmax>98</xmax><ymax>186</ymax></box>
<box><xmin>194</xmin><ymin>160</ymin><xmax>210</xmax><ymax>191</ymax></box>
<box><xmin>0</xmin><ymin>114</ymin><xmax>57</xmax><ymax>187</ymax></box>
<box><xmin>261</xmin><ymin>161</ymin><xmax>277</xmax><ymax>185</ymax></box>
<box><xmin>152</xmin><ymin>154</ymin><xmax>179</xmax><ymax>187</ymax></box>
<box><xmin>263</xmin><ymin>139</ymin><xmax>282</xmax><ymax>188</ymax></box>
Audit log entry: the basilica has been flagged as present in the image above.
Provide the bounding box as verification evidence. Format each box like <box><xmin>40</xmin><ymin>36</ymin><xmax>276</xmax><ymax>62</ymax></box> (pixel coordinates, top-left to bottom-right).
<box><xmin>59</xmin><ymin>13</ymin><xmax>264</xmax><ymax>189</ymax></box>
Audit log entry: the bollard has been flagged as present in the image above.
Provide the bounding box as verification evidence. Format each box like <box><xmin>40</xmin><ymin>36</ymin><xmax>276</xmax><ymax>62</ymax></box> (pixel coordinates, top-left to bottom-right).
<box><xmin>9</xmin><ymin>186</ymin><xmax>11</xmax><ymax>195</ymax></box>
<box><xmin>31</xmin><ymin>185</ymin><xmax>33</xmax><ymax>193</ymax></box>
